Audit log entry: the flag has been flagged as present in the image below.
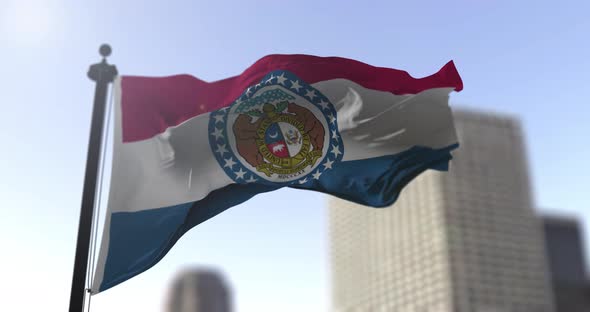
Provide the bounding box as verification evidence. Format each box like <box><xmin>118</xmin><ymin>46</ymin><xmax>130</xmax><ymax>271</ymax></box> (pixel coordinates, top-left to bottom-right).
<box><xmin>92</xmin><ymin>54</ymin><xmax>463</xmax><ymax>293</ymax></box>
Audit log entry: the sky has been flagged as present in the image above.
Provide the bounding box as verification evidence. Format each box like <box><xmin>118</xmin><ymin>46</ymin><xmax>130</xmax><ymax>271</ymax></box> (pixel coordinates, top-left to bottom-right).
<box><xmin>0</xmin><ymin>0</ymin><xmax>589</xmax><ymax>311</ymax></box>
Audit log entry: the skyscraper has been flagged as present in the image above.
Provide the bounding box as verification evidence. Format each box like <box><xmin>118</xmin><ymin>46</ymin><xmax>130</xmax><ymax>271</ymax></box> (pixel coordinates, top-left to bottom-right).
<box><xmin>329</xmin><ymin>109</ymin><xmax>555</xmax><ymax>312</ymax></box>
<box><xmin>543</xmin><ymin>215</ymin><xmax>590</xmax><ymax>311</ymax></box>
<box><xmin>165</xmin><ymin>268</ymin><xmax>232</xmax><ymax>312</ymax></box>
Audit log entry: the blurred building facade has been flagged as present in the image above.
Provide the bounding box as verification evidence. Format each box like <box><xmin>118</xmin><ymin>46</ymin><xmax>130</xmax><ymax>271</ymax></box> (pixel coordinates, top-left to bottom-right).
<box><xmin>165</xmin><ymin>268</ymin><xmax>232</xmax><ymax>312</ymax></box>
<box><xmin>543</xmin><ymin>216</ymin><xmax>590</xmax><ymax>311</ymax></box>
<box><xmin>329</xmin><ymin>109</ymin><xmax>555</xmax><ymax>311</ymax></box>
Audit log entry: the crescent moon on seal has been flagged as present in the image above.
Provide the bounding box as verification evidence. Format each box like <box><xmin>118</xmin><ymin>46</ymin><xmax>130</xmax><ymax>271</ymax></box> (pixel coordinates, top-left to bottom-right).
<box><xmin>269</xmin><ymin>131</ymin><xmax>279</xmax><ymax>138</ymax></box>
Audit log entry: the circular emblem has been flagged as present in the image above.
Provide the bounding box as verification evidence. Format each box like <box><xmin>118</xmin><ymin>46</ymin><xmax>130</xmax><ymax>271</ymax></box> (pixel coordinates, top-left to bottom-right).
<box><xmin>209</xmin><ymin>71</ymin><xmax>343</xmax><ymax>185</ymax></box>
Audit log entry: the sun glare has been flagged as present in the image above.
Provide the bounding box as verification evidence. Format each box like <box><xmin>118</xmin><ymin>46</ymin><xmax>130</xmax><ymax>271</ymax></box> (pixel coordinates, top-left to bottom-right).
<box><xmin>0</xmin><ymin>1</ymin><xmax>62</xmax><ymax>45</ymax></box>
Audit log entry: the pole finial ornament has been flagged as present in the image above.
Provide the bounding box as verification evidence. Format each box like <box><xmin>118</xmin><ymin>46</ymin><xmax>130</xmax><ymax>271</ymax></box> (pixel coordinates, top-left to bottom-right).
<box><xmin>99</xmin><ymin>44</ymin><xmax>112</xmax><ymax>58</ymax></box>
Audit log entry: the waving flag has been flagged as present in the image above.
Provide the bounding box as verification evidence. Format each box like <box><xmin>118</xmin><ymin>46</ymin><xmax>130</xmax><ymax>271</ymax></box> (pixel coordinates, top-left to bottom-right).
<box><xmin>92</xmin><ymin>54</ymin><xmax>463</xmax><ymax>293</ymax></box>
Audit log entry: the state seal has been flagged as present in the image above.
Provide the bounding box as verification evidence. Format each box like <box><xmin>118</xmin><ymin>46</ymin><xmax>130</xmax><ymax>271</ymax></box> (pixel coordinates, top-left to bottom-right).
<box><xmin>208</xmin><ymin>70</ymin><xmax>344</xmax><ymax>185</ymax></box>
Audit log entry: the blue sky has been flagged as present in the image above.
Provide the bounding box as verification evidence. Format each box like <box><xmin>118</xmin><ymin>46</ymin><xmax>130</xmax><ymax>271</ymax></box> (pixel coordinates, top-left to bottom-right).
<box><xmin>0</xmin><ymin>0</ymin><xmax>588</xmax><ymax>311</ymax></box>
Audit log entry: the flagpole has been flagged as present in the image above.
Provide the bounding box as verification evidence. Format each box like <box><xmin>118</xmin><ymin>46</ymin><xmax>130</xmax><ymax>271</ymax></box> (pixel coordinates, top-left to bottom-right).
<box><xmin>69</xmin><ymin>44</ymin><xmax>118</xmax><ymax>312</ymax></box>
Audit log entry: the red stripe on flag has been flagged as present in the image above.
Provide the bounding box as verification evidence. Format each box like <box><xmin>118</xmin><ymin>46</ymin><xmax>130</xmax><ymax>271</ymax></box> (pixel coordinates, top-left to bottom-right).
<box><xmin>121</xmin><ymin>55</ymin><xmax>463</xmax><ymax>142</ymax></box>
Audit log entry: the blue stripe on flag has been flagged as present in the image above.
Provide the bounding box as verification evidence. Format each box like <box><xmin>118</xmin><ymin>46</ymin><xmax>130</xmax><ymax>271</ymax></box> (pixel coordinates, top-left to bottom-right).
<box><xmin>100</xmin><ymin>202</ymin><xmax>192</xmax><ymax>291</ymax></box>
<box><xmin>99</xmin><ymin>143</ymin><xmax>457</xmax><ymax>292</ymax></box>
<box><xmin>99</xmin><ymin>184</ymin><xmax>279</xmax><ymax>292</ymax></box>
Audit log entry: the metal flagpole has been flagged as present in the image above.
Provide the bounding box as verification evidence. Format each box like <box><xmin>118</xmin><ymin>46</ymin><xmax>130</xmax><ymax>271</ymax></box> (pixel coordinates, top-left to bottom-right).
<box><xmin>69</xmin><ymin>44</ymin><xmax>118</xmax><ymax>312</ymax></box>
